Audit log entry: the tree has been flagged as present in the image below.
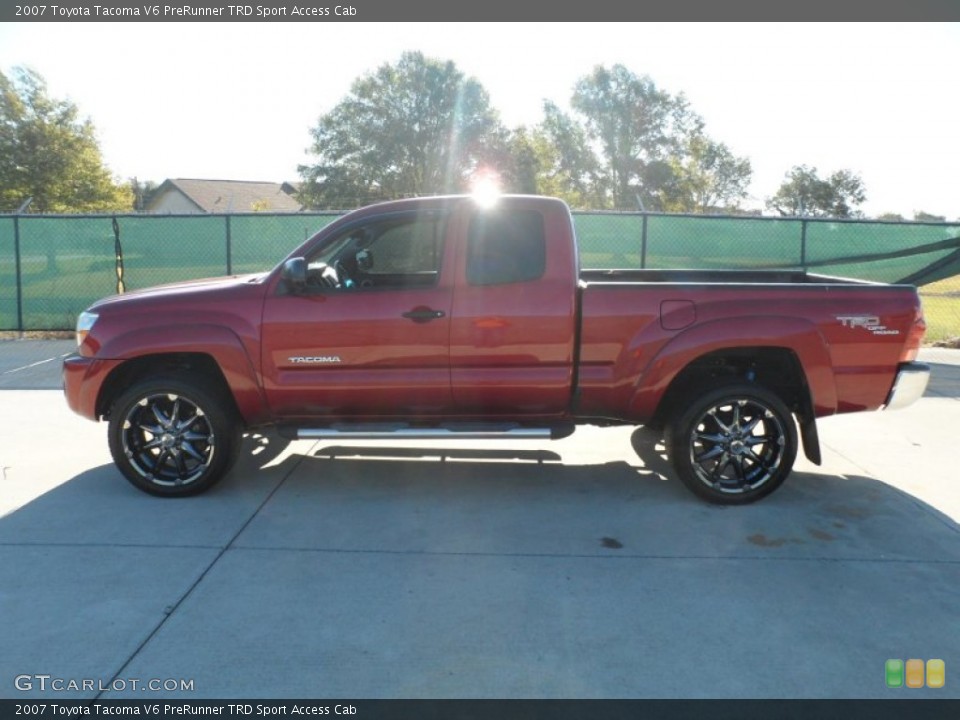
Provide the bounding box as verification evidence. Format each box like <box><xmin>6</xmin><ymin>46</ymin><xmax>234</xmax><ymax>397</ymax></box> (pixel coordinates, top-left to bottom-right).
<box><xmin>766</xmin><ymin>165</ymin><xmax>866</xmax><ymax>218</ymax></box>
<box><xmin>0</xmin><ymin>66</ymin><xmax>132</xmax><ymax>213</ymax></box>
<box><xmin>531</xmin><ymin>101</ymin><xmax>606</xmax><ymax>208</ymax></box>
<box><xmin>569</xmin><ymin>65</ymin><xmax>704</xmax><ymax>210</ymax></box>
<box><xmin>298</xmin><ymin>52</ymin><xmax>503</xmax><ymax>209</ymax></box>
<box><xmin>666</xmin><ymin>134</ymin><xmax>752</xmax><ymax>213</ymax></box>
<box><xmin>476</xmin><ymin>126</ymin><xmax>540</xmax><ymax>195</ymax></box>
<box><xmin>913</xmin><ymin>211</ymin><xmax>946</xmax><ymax>222</ymax></box>
<box><xmin>128</xmin><ymin>177</ymin><xmax>160</xmax><ymax>213</ymax></box>
<box><xmin>533</xmin><ymin>66</ymin><xmax>749</xmax><ymax>211</ymax></box>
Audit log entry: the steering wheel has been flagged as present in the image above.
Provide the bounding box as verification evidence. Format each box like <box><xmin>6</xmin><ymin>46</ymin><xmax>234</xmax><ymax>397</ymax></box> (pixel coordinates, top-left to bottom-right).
<box><xmin>334</xmin><ymin>260</ymin><xmax>354</xmax><ymax>289</ymax></box>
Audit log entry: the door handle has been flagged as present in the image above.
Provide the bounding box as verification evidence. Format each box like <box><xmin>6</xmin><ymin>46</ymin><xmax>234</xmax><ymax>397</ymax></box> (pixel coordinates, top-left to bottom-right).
<box><xmin>402</xmin><ymin>307</ymin><xmax>446</xmax><ymax>323</ymax></box>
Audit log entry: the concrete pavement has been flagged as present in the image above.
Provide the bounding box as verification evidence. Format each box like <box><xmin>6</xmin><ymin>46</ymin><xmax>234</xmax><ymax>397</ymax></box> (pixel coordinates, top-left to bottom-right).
<box><xmin>0</xmin><ymin>342</ymin><xmax>957</xmax><ymax>699</ymax></box>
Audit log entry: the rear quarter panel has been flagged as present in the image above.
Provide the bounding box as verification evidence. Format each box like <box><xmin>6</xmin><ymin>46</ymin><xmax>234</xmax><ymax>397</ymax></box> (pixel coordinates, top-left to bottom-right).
<box><xmin>576</xmin><ymin>281</ymin><xmax>923</xmax><ymax>422</ymax></box>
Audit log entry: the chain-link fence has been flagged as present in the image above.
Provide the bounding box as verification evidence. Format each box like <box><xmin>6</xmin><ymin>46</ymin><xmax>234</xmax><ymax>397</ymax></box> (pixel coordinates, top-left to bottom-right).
<box><xmin>1</xmin><ymin>211</ymin><xmax>958</xmax><ymax>343</ymax></box>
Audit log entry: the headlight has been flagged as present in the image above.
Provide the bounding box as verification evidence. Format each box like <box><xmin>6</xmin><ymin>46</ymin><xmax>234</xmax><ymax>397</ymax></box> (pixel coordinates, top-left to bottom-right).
<box><xmin>76</xmin><ymin>311</ymin><xmax>99</xmax><ymax>347</ymax></box>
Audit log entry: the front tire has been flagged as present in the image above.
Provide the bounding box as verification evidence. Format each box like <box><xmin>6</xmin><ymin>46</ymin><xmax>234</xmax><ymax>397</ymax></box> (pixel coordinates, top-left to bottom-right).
<box><xmin>666</xmin><ymin>383</ymin><xmax>797</xmax><ymax>505</ymax></box>
<box><xmin>108</xmin><ymin>376</ymin><xmax>241</xmax><ymax>497</ymax></box>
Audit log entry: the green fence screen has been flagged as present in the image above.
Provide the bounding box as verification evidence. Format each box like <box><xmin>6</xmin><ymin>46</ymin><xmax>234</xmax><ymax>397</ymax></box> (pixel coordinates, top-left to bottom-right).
<box><xmin>2</xmin><ymin>211</ymin><xmax>958</xmax><ymax>341</ymax></box>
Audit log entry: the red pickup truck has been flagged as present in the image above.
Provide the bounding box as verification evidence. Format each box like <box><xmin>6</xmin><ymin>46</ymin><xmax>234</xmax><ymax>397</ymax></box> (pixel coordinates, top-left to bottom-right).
<box><xmin>63</xmin><ymin>195</ymin><xmax>930</xmax><ymax>504</ymax></box>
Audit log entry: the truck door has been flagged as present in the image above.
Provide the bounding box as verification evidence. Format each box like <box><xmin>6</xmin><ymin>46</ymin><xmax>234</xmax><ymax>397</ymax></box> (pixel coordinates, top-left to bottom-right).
<box><xmin>261</xmin><ymin>211</ymin><xmax>453</xmax><ymax>418</ymax></box>
<box><xmin>449</xmin><ymin>199</ymin><xmax>578</xmax><ymax>416</ymax></box>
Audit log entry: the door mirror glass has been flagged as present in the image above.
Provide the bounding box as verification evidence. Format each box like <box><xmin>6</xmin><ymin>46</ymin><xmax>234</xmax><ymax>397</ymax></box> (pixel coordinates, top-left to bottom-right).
<box><xmin>282</xmin><ymin>257</ymin><xmax>307</xmax><ymax>290</ymax></box>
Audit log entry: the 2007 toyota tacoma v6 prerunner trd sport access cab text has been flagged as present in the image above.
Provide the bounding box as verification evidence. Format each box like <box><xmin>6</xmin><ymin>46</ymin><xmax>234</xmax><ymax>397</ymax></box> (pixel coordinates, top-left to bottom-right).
<box><xmin>63</xmin><ymin>195</ymin><xmax>930</xmax><ymax>503</ymax></box>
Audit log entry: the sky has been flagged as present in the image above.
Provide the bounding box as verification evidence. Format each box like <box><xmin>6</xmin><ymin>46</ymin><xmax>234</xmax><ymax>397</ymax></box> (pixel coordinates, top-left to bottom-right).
<box><xmin>1</xmin><ymin>22</ymin><xmax>958</xmax><ymax>218</ymax></box>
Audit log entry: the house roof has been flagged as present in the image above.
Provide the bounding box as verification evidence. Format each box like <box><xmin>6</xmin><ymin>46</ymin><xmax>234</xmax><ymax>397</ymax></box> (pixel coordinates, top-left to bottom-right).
<box><xmin>149</xmin><ymin>179</ymin><xmax>303</xmax><ymax>213</ymax></box>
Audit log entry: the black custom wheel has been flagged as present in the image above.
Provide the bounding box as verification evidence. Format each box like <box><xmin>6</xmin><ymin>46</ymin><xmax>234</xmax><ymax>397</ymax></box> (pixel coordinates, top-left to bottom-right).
<box><xmin>108</xmin><ymin>376</ymin><xmax>240</xmax><ymax>497</ymax></box>
<box><xmin>666</xmin><ymin>384</ymin><xmax>797</xmax><ymax>504</ymax></box>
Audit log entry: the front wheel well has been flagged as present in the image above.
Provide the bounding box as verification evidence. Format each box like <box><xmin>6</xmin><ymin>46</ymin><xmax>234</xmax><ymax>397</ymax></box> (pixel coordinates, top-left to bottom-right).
<box><xmin>96</xmin><ymin>353</ymin><xmax>237</xmax><ymax>420</ymax></box>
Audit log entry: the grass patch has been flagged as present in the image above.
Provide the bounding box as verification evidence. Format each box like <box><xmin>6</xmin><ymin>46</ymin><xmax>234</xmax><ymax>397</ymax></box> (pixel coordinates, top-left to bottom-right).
<box><xmin>918</xmin><ymin>272</ymin><xmax>960</xmax><ymax>344</ymax></box>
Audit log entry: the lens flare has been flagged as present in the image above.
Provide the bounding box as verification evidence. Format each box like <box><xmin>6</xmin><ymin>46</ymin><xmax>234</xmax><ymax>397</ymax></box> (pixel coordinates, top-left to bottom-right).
<box><xmin>470</xmin><ymin>172</ymin><xmax>501</xmax><ymax>208</ymax></box>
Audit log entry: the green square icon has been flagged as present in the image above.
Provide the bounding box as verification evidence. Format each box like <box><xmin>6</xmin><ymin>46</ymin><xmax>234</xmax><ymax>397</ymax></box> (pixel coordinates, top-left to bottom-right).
<box><xmin>886</xmin><ymin>659</ymin><xmax>904</xmax><ymax>688</ymax></box>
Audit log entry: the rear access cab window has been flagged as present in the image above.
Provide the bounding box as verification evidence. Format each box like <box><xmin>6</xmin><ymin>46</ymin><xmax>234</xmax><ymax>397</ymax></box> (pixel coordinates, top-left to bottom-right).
<box><xmin>466</xmin><ymin>209</ymin><xmax>546</xmax><ymax>286</ymax></box>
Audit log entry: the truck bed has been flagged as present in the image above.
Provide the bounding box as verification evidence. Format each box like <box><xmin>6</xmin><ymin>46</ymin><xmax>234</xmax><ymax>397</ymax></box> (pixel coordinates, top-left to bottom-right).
<box><xmin>580</xmin><ymin>269</ymin><xmax>885</xmax><ymax>286</ymax></box>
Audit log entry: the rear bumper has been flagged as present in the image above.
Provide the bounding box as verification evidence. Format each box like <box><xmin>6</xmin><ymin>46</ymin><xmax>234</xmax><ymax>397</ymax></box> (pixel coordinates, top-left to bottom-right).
<box><xmin>883</xmin><ymin>362</ymin><xmax>930</xmax><ymax>411</ymax></box>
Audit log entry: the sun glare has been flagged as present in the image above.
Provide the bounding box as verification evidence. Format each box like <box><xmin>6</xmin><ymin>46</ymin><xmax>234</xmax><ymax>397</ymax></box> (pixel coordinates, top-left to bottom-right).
<box><xmin>471</xmin><ymin>173</ymin><xmax>502</xmax><ymax>208</ymax></box>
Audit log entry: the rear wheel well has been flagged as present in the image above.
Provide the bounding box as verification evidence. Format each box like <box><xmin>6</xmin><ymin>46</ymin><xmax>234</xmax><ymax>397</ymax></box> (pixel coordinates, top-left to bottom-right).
<box><xmin>653</xmin><ymin>347</ymin><xmax>810</xmax><ymax>428</ymax></box>
<box><xmin>96</xmin><ymin>353</ymin><xmax>237</xmax><ymax>420</ymax></box>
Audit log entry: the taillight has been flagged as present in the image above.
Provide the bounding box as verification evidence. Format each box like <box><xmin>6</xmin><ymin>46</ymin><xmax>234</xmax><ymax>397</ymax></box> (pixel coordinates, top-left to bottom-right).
<box><xmin>900</xmin><ymin>301</ymin><xmax>926</xmax><ymax>362</ymax></box>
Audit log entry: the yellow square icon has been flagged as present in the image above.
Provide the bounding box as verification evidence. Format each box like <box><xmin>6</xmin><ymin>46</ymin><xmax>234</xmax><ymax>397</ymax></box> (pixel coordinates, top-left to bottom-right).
<box><xmin>926</xmin><ymin>659</ymin><xmax>945</xmax><ymax>689</ymax></box>
<box><xmin>905</xmin><ymin>659</ymin><xmax>925</xmax><ymax>688</ymax></box>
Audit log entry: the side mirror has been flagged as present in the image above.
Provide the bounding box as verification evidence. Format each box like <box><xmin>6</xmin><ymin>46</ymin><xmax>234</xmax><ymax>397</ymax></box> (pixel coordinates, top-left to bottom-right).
<box><xmin>282</xmin><ymin>257</ymin><xmax>307</xmax><ymax>291</ymax></box>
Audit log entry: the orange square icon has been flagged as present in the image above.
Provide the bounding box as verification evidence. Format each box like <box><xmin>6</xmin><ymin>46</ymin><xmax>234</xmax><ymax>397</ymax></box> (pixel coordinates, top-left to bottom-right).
<box><xmin>927</xmin><ymin>659</ymin><xmax>945</xmax><ymax>689</ymax></box>
<box><xmin>905</xmin><ymin>659</ymin><xmax>925</xmax><ymax>688</ymax></box>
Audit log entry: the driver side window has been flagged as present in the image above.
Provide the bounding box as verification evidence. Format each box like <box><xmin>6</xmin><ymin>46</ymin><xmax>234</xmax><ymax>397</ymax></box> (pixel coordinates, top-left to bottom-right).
<box><xmin>307</xmin><ymin>213</ymin><xmax>446</xmax><ymax>291</ymax></box>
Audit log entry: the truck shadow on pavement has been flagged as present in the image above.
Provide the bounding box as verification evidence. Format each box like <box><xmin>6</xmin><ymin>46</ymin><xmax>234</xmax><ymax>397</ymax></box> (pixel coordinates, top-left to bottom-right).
<box><xmin>1</xmin><ymin>428</ymin><xmax>957</xmax><ymax>557</ymax></box>
<box><xmin>3</xmin><ymin>430</ymin><xmax>959</xmax><ymax>700</ymax></box>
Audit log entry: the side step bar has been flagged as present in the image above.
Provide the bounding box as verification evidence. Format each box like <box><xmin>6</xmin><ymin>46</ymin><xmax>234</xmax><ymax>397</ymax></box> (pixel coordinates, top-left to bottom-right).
<box><xmin>280</xmin><ymin>422</ymin><xmax>576</xmax><ymax>442</ymax></box>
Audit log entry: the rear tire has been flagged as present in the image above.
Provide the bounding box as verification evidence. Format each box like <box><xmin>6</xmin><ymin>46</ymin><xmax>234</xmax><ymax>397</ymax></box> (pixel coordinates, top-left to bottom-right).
<box><xmin>107</xmin><ymin>376</ymin><xmax>241</xmax><ymax>497</ymax></box>
<box><xmin>666</xmin><ymin>383</ymin><xmax>797</xmax><ymax>505</ymax></box>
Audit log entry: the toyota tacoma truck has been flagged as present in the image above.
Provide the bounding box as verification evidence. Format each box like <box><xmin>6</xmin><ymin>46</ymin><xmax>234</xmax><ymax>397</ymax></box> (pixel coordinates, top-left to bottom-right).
<box><xmin>63</xmin><ymin>195</ymin><xmax>930</xmax><ymax>504</ymax></box>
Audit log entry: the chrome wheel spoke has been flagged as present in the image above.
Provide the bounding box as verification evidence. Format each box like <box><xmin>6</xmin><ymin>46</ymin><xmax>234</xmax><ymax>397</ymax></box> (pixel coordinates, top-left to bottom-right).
<box><xmin>176</xmin><ymin>412</ymin><xmax>199</xmax><ymax>433</ymax></box>
<box><xmin>155</xmin><ymin>448</ymin><xmax>171</xmax><ymax>472</ymax></box>
<box><xmin>695</xmin><ymin>445</ymin><xmax>725</xmax><ymax>462</ymax></box>
<box><xmin>709</xmin><ymin>453</ymin><xmax>731</xmax><ymax>483</ymax></box>
<box><xmin>706</xmin><ymin>409</ymin><xmax>732</xmax><ymax>434</ymax></box>
<box><xmin>181</xmin><ymin>441</ymin><xmax>206</xmax><ymax>462</ymax></box>
<box><xmin>151</xmin><ymin>404</ymin><xmax>172</xmax><ymax>429</ymax></box>
<box><xmin>731</xmin><ymin>402</ymin><xmax>742</xmax><ymax>431</ymax></box>
<box><xmin>169</xmin><ymin>397</ymin><xmax>182</xmax><ymax>427</ymax></box>
<box><xmin>742</xmin><ymin>416</ymin><xmax>761</xmax><ymax>435</ymax></box>
<box><xmin>172</xmin><ymin>451</ymin><xmax>188</xmax><ymax>481</ymax></box>
<box><xmin>745</xmin><ymin>434</ymin><xmax>772</xmax><ymax>447</ymax></box>
<box><xmin>731</xmin><ymin>455</ymin><xmax>747</xmax><ymax>484</ymax></box>
<box><xmin>746</xmin><ymin>448</ymin><xmax>771</xmax><ymax>469</ymax></box>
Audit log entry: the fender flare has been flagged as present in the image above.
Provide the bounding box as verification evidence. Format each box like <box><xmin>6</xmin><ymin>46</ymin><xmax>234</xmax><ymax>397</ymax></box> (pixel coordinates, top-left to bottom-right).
<box><xmin>97</xmin><ymin>324</ymin><xmax>268</xmax><ymax>425</ymax></box>
<box><xmin>627</xmin><ymin>315</ymin><xmax>838</xmax><ymax>422</ymax></box>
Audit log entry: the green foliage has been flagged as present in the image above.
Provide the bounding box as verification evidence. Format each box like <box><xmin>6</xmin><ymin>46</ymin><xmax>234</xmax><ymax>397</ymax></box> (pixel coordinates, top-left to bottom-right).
<box><xmin>665</xmin><ymin>135</ymin><xmax>753</xmax><ymax>213</ymax></box>
<box><xmin>913</xmin><ymin>210</ymin><xmax>946</xmax><ymax>223</ymax></box>
<box><xmin>128</xmin><ymin>177</ymin><xmax>161</xmax><ymax>213</ymax></box>
<box><xmin>532</xmin><ymin>65</ymin><xmax>750</xmax><ymax>212</ymax></box>
<box><xmin>766</xmin><ymin>165</ymin><xmax>866</xmax><ymax>218</ymax></box>
<box><xmin>298</xmin><ymin>59</ymin><xmax>752</xmax><ymax>213</ymax></box>
<box><xmin>533</xmin><ymin>101</ymin><xmax>607</xmax><ymax>208</ymax></box>
<box><xmin>569</xmin><ymin>65</ymin><xmax>706</xmax><ymax>210</ymax></box>
<box><xmin>478</xmin><ymin>126</ymin><xmax>540</xmax><ymax>195</ymax></box>
<box><xmin>298</xmin><ymin>51</ymin><xmax>504</xmax><ymax>209</ymax></box>
<box><xmin>0</xmin><ymin>67</ymin><xmax>133</xmax><ymax>213</ymax></box>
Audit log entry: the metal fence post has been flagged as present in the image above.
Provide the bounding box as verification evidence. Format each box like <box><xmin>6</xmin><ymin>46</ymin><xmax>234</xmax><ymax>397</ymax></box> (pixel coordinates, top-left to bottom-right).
<box><xmin>640</xmin><ymin>213</ymin><xmax>648</xmax><ymax>269</ymax></box>
<box><xmin>225</xmin><ymin>215</ymin><xmax>233</xmax><ymax>276</ymax></box>
<box><xmin>800</xmin><ymin>219</ymin><xmax>808</xmax><ymax>272</ymax></box>
<box><xmin>13</xmin><ymin>215</ymin><xmax>24</xmax><ymax>332</ymax></box>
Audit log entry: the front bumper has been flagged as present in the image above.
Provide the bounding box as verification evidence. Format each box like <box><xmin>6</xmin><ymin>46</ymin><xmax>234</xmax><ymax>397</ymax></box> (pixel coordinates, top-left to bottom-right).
<box><xmin>883</xmin><ymin>362</ymin><xmax>931</xmax><ymax>411</ymax></box>
<box><xmin>62</xmin><ymin>353</ymin><xmax>122</xmax><ymax>420</ymax></box>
